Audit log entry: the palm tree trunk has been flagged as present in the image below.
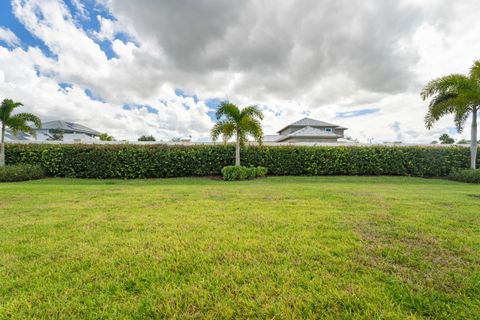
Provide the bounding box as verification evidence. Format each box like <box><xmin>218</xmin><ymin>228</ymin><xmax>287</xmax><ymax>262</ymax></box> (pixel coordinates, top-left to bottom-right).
<box><xmin>0</xmin><ymin>123</ymin><xmax>5</xmax><ymax>167</ymax></box>
<box><xmin>471</xmin><ymin>107</ymin><xmax>478</xmax><ymax>170</ymax></box>
<box><xmin>235</xmin><ymin>130</ymin><xmax>240</xmax><ymax>166</ymax></box>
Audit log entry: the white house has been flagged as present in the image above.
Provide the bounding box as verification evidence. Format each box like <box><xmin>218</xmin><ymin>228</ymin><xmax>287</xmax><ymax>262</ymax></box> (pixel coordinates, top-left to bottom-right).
<box><xmin>264</xmin><ymin>118</ymin><xmax>348</xmax><ymax>143</ymax></box>
<box><xmin>34</xmin><ymin>120</ymin><xmax>101</xmax><ymax>142</ymax></box>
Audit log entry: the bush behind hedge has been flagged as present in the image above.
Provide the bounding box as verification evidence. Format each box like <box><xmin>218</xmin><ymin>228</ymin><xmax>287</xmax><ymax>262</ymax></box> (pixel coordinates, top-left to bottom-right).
<box><xmin>222</xmin><ymin>166</ymin><xmax>268</xmax><ymax>181</ymax></box>
<box><xmin>448</xmin><ymin>169</ymin><xmax>480</xmax><ymax>183</ymax></box>
<box><xmin>5</xmin><ymin>144</ymin><xmax>477</xmax><ymax>179</ymax></box>
<box><xmin>0</xmin><ymin>164</ymin><xmax>46</xmax><ymax>182</ymax></box>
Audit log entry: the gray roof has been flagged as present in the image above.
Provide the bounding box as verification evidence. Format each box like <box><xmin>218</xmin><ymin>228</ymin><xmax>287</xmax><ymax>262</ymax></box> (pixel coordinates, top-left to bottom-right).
<box><xmin>263</xmin><ymin>135</ymin><xmax>281</xmax><ymax>142</ymax></box>
<box><xmin>277</xmin><ymin>126</ymin><xmax>340</xmax><ymax>142</ymax></box>
<box><xmin>277</xmin><ymin>117</ymin><xmax>346</xmax><ymax>133</ymax></box>
<box><xmin>4</xmin><ymin>129</ymin><xmax>33</xmax><ymax>141</ymax></box>
<box><xmin>37</xmin><ymin>120</ymin><xmax>101</xmax><ymax>136</ymax></box>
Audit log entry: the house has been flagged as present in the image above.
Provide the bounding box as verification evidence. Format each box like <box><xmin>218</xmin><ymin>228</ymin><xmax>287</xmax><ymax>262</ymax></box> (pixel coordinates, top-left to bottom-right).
<box><xmin>34</xmin><ymin>120</ymin><xmax>101</xmax><ymax>142</ymax></box>
<box><xmin>4</xmin><ymin>129</ymin><xmax>35</xmax><ymax>142</ymax></box>
<box><xmin>264</xmin><ymin>118</ymin><xmax>348</xmax><ymax>143</ymax></box>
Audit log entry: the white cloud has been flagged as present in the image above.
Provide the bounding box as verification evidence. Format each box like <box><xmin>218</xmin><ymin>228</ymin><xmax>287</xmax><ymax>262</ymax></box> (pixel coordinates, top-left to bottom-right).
<box><xmin>0</xmin><ymin>0</ymin><xmax>479</xmax><ymax>143</ymax></box>
<box><xmin>0</xmin><ymin>27</ymin><xmax>20</xmax><ymax>46</ymax></box>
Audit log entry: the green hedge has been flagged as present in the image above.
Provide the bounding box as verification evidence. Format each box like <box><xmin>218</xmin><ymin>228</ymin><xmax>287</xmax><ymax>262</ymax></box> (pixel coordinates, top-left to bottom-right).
<box><xmin>222</xmin><ymin>166</ymin><xmax>268</xmax><ymax>181</ymax></box>
<box><xmin>5</xmin><ymin>144</ymin><xmax>477</xmax><ymax>179</ymax></box>
<box><xmin>0</xmin><ymin>164</ymin><xmax>45</xmax><ymax>182</ymax></box>
<box><xmin>449</xmin><ymin>169</ymin><xmax>480</xmax><ymax>183</ymax></box>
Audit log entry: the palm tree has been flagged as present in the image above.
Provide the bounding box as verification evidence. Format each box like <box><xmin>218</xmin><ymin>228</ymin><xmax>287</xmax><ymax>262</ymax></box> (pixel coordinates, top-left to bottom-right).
<box><xmin>421</xmin><ymin>60</ymin><xmax>480</xmax><ymax>169</ymax></box>
<box><xmin>0</xmin><ymin>99</ymin><xmax>42</xmax><ymax>167</ymax></box>
<box><xmin>211</xmin><ymin>102</ymin><xmax>264</xmax><ymax>166</ymax></box>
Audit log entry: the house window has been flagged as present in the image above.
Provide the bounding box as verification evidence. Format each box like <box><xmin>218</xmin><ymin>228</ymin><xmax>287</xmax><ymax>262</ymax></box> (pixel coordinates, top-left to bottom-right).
<box><xmin>325</xmin><ymin>128</ymin><xmax>332</xmax><ymax>132</ymax></box>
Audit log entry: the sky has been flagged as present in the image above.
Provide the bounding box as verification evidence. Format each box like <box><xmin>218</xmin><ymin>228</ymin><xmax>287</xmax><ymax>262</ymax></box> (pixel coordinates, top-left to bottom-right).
<box><xmin>0</xmin><ymin>0</ymin><xmax>479</xmax><ymax>142</ymax></box>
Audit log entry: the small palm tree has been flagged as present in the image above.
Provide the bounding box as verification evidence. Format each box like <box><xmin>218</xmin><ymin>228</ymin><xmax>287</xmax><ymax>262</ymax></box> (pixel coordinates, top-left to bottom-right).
<box><xmin>0</xmin><ymin>99</ymin><xmax>42</xmax><ymax>167</ymax></box>
<box><xmin>421</xmin><ymin>60</ymin><xmax>480</xmax><ymax>169</ymax></box>
<box><xmin>211</xmin><ymin>102</ymin><xmax>264</xmax><ymax>166</ymax></box>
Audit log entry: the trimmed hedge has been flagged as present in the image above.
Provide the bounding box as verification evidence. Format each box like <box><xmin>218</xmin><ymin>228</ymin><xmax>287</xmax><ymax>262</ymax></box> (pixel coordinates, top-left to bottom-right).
<box><xmin>5</xmin><ymin>144</ymin><xmax>478</xmax><ymax>179</ymax></box>
<box><xmin>449</xmin><ymin>169</ymin><xmax>480</xmax><ymax>183</ymax></box>
<box><xmin>222</xmin><ymin>166</ymin><xmax>268</xmax><ymax>181</ymax></box>
<box><xmin>0</xmin><ymin>164</ymin><xmax>45</xmax><ymax>182</ymax></box>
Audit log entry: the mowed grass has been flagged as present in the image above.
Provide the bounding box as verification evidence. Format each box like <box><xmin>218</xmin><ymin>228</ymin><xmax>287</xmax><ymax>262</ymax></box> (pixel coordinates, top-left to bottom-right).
<box><xmin>1</xmin><ymin>177</ymin><xmax>480</xmax><ymax>319</ymax></box>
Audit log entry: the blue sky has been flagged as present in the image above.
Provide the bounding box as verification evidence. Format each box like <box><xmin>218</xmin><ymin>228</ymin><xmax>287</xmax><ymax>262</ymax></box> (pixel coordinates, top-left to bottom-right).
<box><xmin>0</xmin><ymin>0</ymin><xmax>479</xmax><ymax>142</ymax></box>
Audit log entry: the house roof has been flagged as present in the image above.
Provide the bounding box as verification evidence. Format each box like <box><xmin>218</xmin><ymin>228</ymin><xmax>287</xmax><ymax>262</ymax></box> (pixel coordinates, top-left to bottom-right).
<box><xmin>277</xmin><ymin>117</ymin><xmax>346</xmax><ymax>133</ymax></box>
<box><xmin>263</xmin><ymin>135</ymin><xmax>281</xmax><ymax>142</ymax></box>
<box><xmin>37</xmin><ymin>120</ymin><xmax>101</xmax><ymax>136</ymax></box>
<box><xmin>276</xmin><ymin>126</ymin><xmax>341</xmax><ymax>142</ymax></box>
<box><xmin>4</xmin><ymin>129</ymin><xmax>34</xmax><ymax>141</ymax></box>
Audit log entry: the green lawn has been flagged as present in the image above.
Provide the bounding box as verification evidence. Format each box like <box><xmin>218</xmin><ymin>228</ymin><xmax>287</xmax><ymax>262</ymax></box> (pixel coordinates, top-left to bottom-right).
<box><xmin>1</xmin><ymin>177</ymin><xmax>479</xmax><ymax>319</ymax></box>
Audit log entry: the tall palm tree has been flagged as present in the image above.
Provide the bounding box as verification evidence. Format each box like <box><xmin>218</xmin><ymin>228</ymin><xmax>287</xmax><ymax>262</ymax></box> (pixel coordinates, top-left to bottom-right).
<box><xmin>211</xmin><ymin>102</ymin><xmax>264</xmax><ymax>166</ymax></box>
<box><xmin>0</xmin><ymin>99</ymin><xmax>42</xmax><ymax>167</ymax></box>
<box><xmin>421</xmin><ymin>60</ymin><xmax>480</xmax><ymax>169</ymax></box>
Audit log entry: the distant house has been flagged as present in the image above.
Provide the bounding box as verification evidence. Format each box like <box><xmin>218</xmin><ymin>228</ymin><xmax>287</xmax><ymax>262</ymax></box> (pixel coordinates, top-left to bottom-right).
<box><xmin>35</xmin><ymin>120</ymin><xmax>101</xmax><ymax>142</ymax></box>
<box><xmin>4</xmin><ymin>129</ymin><xmax>35</xmax><ymax>142</ymax></box>
<box><xmin>264</xmin><ymin>118</ymin><xmax>348</xmax><ymax>143</ymax></box>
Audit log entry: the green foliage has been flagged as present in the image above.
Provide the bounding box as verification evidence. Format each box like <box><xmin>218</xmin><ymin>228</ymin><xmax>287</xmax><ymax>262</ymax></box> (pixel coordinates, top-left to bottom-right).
<box><xmin>138</xmin><ymin>135</ymin><xmax>156</xmax><ymax>141</ymax></box>
<box><xmin>46</xmin><ymin>128</ymin><xmax>64</xmax><ymax>141</ymax></box>
<box><xmin>439</xmin><ymin>133</ymin><xmax>455</xmax><ymax>144</ymax></box>
<box><xmin>0</xmin><ymin>164</ymin><xmax>45</xmax><ymax>182</ymax></box>
<box><xmin>212</xmin><ymin>102</ymin><xmax>264</xmax><ymax>146</ymax></box>
<box><xmin>222</xmin><ymin>166</ymin><xmax>249</xmax><ymax>181</ymax></box>
<box><xmin>421</xmin><ymin>60</ymin><xmax>480</xmax><ymax>168</ymax></box>
<box><xmin>99</xmin><ymin>133</ymin><xmax>114</xmax><ymax>141</ymax></box>
<box><xmin>221</xmin><ymin>165</ymin><xmax>267</xmax><ymax>181</ymax></box>
<box><xmin>1</xmin><ymin>98</ymin><xmax>42</xmax><ymax>166</ymax></box>
<box><xmin>5</xmin><ymin>144</ymin><xmax>478</xmax><ymax>179</ymax></box>
<box><xmin>449</xmin><ymin>169</ymin><xmax>480</xmax><ymax>183</ymax></box>
<box><xmin>211</xmin><ymin>102</ymin><xmax>264</xmax><ymax>166</ymax></box>
<box><xmin>0</xmin><ymin>99</ymin><xmax>42</xmax><ymax>136</ymax></box>
<box><xmin>256</xmin><ymin>166</ymin><xmax>268</xmax><ymax>177</ymax></box>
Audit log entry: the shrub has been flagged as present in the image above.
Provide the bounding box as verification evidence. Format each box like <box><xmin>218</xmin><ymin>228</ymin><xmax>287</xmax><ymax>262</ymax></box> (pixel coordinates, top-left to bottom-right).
<box><xmin>448</xmin><ymin>169</ymin><xmax>480</xmax><ymax>183</ymax></box>
<box><xmin>256</xmin><ymin>166</ymin><xmax>268</xmax><ymax>177</ymax></box>
<box><xmin>246</xmin><ymin>167</ymin><xmax>257</xmax><ymax>180</ymax></box>
<box><xmin>222</xmin><ymin>166</ymin><xmax>247</xmax><ymax>181</ymax></box>
<box><xmin>0</xmin><ymin>164</ymin><xmax>45</xmax><ymax>182</ymax></box>
<box><xmin>5</xmin><ymin>144</ymin><xmax>478</xmax><ymax>179</ymax></box>
<box><xmin>222</xmin><ymin>166</ymin><xmax>269</xmax><ymax>181</ymax></box>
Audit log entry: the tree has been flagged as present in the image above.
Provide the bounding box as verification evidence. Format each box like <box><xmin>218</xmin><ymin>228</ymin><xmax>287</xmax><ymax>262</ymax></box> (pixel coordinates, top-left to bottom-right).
<box><xmin>46</xmin><ymin>128</ymin><xmax>64</xmax><ymax>141</ymax></box>
<box><xmin>421</xmin><ymin>60</ymin><xmax>480</xmax><ymax>169</ymax></box>
<box><xmin>211</xmin><ymin>102</ymin><xmax>263</xmax><ymax>166</ymax></box>
<box><xmin>431</xmin><ymin>140</ymin><xmax>439</xmax><ymax>144</ymax></box>
<box><xmin>138</xmin><ymin>135</ymin><xmax>156</xmax><ymax>142</ymax></box>
<box><xmin>99</xmin><ymin>133</ymin><xmax>114</xmax><ymax>141</ymax></box>
<box><xmin>457</xmin><ymin>139</ymin><xmax>469</xmax><ymax>145</ymax></box>
<box><xmin>439</xmin><ymin>133</ymin><xmax>455</xmax><ymax>144</ymax></box>
<box><xmin>0</xmin><ymin>98</ymin><xmax>41</xmax><ymax>167</ymax></box>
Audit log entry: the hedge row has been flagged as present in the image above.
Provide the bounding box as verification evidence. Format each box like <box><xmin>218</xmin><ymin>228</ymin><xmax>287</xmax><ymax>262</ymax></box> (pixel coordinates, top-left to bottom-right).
<box><xmin>0</xmin><ymin>164</ymin><xmax>45</xmax><ymax>182</ymax></box>
<box><xmin>5</xmin><ymin>144</ymin><xmax>477</xmax><ymax>179</ymax></box>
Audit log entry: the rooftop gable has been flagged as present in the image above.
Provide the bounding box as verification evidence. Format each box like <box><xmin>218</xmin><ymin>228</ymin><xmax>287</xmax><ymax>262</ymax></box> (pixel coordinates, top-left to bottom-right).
<box><xmin>277</xmin><ymin>117</ymin><xmax>344</xmax><ymax>133</ymax></box>
<box><xmin>37</xmin><ymin>120</ymin><xmax>101</xmax><ymax>136</ymax></box>
<box><xmin>277</xmin><ymin>126</ymin><xmax>341</xmax><ymax>142</ymax></box>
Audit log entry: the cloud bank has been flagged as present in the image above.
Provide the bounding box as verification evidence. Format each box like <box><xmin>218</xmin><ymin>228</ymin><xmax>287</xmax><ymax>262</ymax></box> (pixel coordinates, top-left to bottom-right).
<box><xmin>0</xmin><ymin>0</ymin><xmax>479</xmax><ymax>142</ymax></box>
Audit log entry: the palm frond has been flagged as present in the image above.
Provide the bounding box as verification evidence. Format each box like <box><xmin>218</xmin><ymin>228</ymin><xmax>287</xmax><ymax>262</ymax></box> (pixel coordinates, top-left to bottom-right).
<box><xmin>453</xmin><ymin>107</ymin><xmax>472</xmax><ymax>133</ymax></box>
<box><xmin>11</xmin><ymin>113</ymin><xmax>42</xmax><ymax>129</ymax></box>
<box><xmin>211</xmin><ymin>120</ymin><xmax>235</xmax><ymax>144</ymax></box>
<box><xmin>470</xmin><ymin>60</ymin><xmax>480</xmax><ymax>82</ymax></box>
<box><xmin>424</xmin><ymin>93</ymin><xmax>471</xmax><ymax>130</ymax></box>
<box><xmin>240</xmin><ymin>105</ymin><xmax>264</xmax><ymax>121</ymax></box>
<box><xmin>0</xmin><ymin>99</ymin><xmax>24</xmax><ymax>122</ymax></box>
<box><xmin>420</xmin><ymin>74</ymin><xmax>472</xmax><ymax>100</ymax></box>
<box><xmin>239</xmin><ymin>117</ymin><xmax>264</xmax><ymax>145</ymax></box>
<box><xmin>215</xmin><ymin>102</ymin><xmax>241</xmax><ymax>121</ymax></box>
